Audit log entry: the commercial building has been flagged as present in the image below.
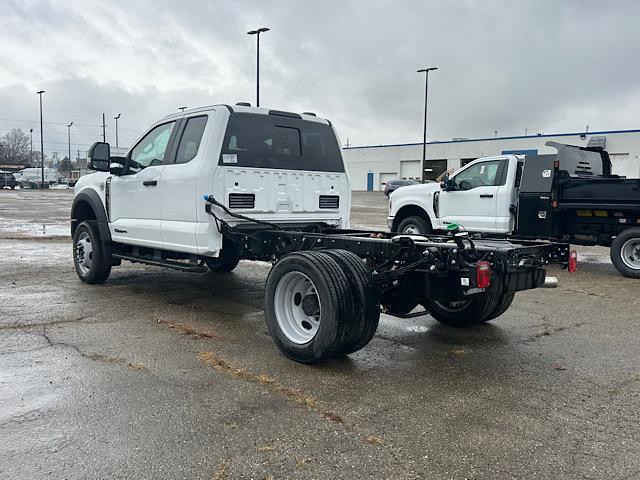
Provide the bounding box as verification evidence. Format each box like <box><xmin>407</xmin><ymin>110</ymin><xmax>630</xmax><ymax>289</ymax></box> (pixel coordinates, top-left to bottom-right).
<box><xmin>342</xmin><ymin>128</ymin><xmax>640</xmax><ymax>191</ymax></box>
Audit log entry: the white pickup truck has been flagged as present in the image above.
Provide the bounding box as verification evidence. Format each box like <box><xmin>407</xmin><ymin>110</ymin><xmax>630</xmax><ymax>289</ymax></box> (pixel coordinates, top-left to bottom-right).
<box><xmin>388</xmin><ymin>144</ymin><xmax>640</xmax><ymax>278</ymax></box>
<box><xmin>72</xmin><ymin>104</ymin><xmax>572</xmax><ymax>363</ymax></box>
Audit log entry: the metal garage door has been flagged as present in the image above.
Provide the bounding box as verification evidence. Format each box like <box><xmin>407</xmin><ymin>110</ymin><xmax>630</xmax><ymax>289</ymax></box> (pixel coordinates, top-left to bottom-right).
<box><xmin>379</xmin><ymin>172</ymin><xmax>397</xmax><ymax>190</ymax></box>
<box><xmin>400</xmin><ymin>160</ymin><xmax>421</xmax><ymax>180</ymax></box>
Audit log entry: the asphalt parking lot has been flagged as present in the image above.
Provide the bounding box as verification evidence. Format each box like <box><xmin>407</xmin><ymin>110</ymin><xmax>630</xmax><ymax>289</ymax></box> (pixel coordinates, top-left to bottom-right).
<box><xmin>1</xmin><ymin>189</ymin><xmax>639</xmax><ymax>479</ymax></box>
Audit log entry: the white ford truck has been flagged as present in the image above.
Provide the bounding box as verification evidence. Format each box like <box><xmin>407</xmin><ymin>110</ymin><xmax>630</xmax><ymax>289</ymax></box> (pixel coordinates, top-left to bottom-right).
<box><xmin>71</xmin><ymin>104</ymin><xmax>573</xmax><ymax>363</ymax></box>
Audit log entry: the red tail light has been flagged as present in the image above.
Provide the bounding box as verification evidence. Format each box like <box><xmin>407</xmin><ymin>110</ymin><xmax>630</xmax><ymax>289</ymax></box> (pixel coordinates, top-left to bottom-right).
<box><xmin>568</xmin><ymin>250</ymin><xmax>578</xmax><ymax>272</ymax></box>
<box><xmin>476</xmin><ymin>261</ymin><xmax>491</xmax><ymax>288</ymax></box>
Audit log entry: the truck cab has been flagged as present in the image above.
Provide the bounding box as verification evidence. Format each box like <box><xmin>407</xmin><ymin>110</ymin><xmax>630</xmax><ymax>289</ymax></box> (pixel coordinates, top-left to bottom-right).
<box><xmin>73</xmin><ymin>104</ymin><xmax>351</xmax><ymax>259</ymax></box>
<box><xmin>389</xmin><ymin>154</ymin><xmax>521</xmax><ymax>235</ymax></box>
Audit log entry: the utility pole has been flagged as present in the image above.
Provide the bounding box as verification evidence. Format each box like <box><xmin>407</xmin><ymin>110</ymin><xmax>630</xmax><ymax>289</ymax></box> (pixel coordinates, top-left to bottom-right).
<box><xmin>29</xmin><ymin>128</ymin><xmax>33</xmax><ymax>165</ymax></box>
<box><xmin>417</xmin><ymin>67</ymin><xmax>437</xmax><ymax>182</ymax></box>
<box><xmin>67</xmin><ymin>122</ymin><xmax>73</xmax><ymax>163</ymax></box>
<box><xmin>247</xmin><ymin>27</ymin><xmax>270</xmax><ymax>107</ymax></box>
<box><xmin>114</xmin><ymin>113</ymin><xmax>121</xmax><ymax>148</ymax></box>
<box><xmin>37</xmin><ymin>90</ymin><xmax>45</xmax><ymax>188</ymax></box>
<box><xmin>102</xmin><ymin>113</ymin><xmax>106</xmax><ymax>142</ymax></box>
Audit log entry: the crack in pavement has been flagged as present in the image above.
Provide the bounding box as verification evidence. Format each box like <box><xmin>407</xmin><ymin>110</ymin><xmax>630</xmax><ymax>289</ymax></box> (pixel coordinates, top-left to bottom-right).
<box><xmin>39</xmin><ymin>326</ymin><xmax>145</xmax><ymax>370</ymax></box>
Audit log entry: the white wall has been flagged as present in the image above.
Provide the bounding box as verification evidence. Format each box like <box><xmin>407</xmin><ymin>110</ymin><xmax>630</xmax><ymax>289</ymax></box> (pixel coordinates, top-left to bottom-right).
<box><xmin>343</xmin><ymin>130</ymin><xmax>640</xmax><ymax>190</ymax></box>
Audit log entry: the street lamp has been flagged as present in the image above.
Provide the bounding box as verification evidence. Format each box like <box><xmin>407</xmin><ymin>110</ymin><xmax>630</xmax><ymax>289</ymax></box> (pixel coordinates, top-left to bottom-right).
<box><xmin>417</xmin><ymin>67</ymin><xmax>437</xmax><ymax>182</ymax></box>
<box><xmin>29</xmin><ymin>128</ymin><xmax>33</xmax><ymax>166</ymax></box>
<box><xmin>67</xmin><ymin>122</ymin><xmax>73</xmax><ymax>164</ymax></box>
<box><xmin>114</xmin><ymin>113</ymin><xmax>121</xmax><ymax>148</ymax></box>
<box><xmin>36</xmin><ymin>90</ymin><xmax>45</xmax><ymax>188</ymax></box>
<box><xmin>247</xmin><ymin>27</ymin><xmax>270</xmax><ymax>107</ymax></box>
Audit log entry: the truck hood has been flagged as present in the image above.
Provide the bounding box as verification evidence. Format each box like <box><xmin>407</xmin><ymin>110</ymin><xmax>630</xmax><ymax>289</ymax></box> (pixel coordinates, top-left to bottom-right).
<box><xmin>389</xmin><ymin>182</ymin><xmax>441</xmax><ymax>199</ymax></box>
<box><xmin>74</xmin><ymin>171</ymin><xmax>110</xmax><ymax>194</ymax></box>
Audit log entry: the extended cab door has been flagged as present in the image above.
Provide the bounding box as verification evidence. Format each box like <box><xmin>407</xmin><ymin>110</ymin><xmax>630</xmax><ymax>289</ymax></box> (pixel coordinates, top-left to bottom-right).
<box><xmin>438</xmin><ymin>158</ymin><xmax>507</xmax><ymax>233</ymax></box>
<box><xmin>109</xmin><ymin>120</ymin><xmax>178</xmax><ymax>248</ymax></box>
<box><xmin>159</xmin><ymin>113</ymin><xmax>211</xmax><ymax>253</ymax></box>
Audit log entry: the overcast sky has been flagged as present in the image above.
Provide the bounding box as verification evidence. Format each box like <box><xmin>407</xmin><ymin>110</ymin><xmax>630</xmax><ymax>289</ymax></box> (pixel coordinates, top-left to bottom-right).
<box><xmin>1</xmin><ymin>0</ymin><xmax>639</xmax><ymax>156</ymax></box>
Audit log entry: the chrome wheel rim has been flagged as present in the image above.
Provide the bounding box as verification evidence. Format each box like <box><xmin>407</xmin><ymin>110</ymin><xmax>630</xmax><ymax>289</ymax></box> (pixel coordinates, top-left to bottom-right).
<box><xmin>402</xmin><ymin>223</ymin><xmax>420</xmax><ymax>234</ymax></box>
<box><xmin>274</xmin><ymin>271</ymin><xmax>321</xmax><ymax>344</ymax></box>
<box><xmin>74</xmin><ymin>231</ymin><xmax>93</xmax><ymax>275</ymax></box>
<box><xmin>621</xmin><ymin>238</ymin><xmax>640</xmax><ymax>270</ymax></box>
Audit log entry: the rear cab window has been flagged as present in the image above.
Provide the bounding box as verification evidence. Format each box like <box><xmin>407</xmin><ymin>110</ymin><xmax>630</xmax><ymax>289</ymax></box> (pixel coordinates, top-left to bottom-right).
<box><xmin>219</xmin><ymin>113</ymin><xmax>344</xmax><ymax>172</ymax></box>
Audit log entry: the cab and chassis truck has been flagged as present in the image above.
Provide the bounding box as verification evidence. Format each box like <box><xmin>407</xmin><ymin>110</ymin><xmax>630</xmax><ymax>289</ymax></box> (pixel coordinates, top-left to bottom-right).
<box><xmin>71</xmin><ymin>104</ymin><xmax>573</xmax><ymax>363</ymax></box>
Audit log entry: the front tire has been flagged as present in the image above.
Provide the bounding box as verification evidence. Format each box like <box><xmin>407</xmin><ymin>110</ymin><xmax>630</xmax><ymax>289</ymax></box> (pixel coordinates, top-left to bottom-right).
<box><xmin>73</xmin><ymin>221</ymin><xmax>111</xmax><ymax>284</ymax></box>
<box><xmin>610</xmin><ymin>228</ymin><xmax>640</xmax><ymax>278</ymax></box>
<box><xmin>397</xmin><ymin>215</ymin><xmax>432</xmax><ymax>235</ymax></box>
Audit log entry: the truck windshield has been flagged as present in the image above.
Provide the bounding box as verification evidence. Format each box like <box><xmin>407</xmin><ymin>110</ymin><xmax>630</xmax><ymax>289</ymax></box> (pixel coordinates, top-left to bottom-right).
<box><xmin>220</xmin><ymin>113</ymin><xmax>344</xmax><ymax>172</ymax></box>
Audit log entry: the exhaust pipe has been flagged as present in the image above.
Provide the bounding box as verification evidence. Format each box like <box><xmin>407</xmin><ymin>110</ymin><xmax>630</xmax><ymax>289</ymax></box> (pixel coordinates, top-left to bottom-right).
<box><xmin>542</xmin><ymin>276</ymin><xmax>558</xmax><ymax>288</ymax></box>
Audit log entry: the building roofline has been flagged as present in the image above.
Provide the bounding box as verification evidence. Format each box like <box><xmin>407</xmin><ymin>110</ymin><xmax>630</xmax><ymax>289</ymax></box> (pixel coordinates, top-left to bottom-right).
<box><xmin>343</xmin><ymin>128</ymin><xmax>640</xmax><ymax>150</ymax></box>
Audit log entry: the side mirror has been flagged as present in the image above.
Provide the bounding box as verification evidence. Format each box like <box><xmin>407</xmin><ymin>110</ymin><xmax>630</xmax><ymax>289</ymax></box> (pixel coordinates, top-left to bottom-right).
<box><xmin>440</xmin><ymin>173</ymin><xmax>451</xmax><ymax>191</ymax></box>
<box><xmin>88</xmin><ymin>142</ymin><xmax>111</xmax><ymax>172</ymax></box>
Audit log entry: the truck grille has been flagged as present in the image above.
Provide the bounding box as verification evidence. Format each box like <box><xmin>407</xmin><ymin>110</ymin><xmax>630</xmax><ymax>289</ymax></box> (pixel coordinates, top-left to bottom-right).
<box><xmin>228</xmin><ymin>193</ymin><xmax>255</xmax><ymax>209</ymax></box>
<box><xmin>319</xmin><ymin>195</ymin><xmax>339</xmax><ymax>209</ymax></box>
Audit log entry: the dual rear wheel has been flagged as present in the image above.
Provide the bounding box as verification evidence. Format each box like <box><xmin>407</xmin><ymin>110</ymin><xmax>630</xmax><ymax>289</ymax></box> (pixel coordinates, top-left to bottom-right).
<box><xmin>264</xmin><ymin>250</ymin><xmax>380</xmax><ymax>363</ymax></box>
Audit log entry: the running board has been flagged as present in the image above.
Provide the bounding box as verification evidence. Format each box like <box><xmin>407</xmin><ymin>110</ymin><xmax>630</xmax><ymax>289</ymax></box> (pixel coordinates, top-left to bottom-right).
<box><xmin>113</xmin><ymin>253</ymin><xmax>207</xmax><ymax>273</ymax></box>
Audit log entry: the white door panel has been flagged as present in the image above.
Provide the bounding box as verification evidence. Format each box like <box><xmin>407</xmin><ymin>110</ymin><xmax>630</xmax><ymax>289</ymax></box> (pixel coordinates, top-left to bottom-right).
<box><xmin>109</xmin><ymin>166</ymin><xmax>164</xmax><ymax>246</ymax></box>
<box><xmin>439</xmin><ymin>185</ymin><xmax>499</xmax><ymax>232</ymax></box>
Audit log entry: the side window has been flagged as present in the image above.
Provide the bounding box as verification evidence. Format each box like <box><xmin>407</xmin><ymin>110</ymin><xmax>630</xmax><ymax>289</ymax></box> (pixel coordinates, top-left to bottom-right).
<box><xmin>175</xmin><ymin>116</ymin><xmax>208</xmax><ymax>164</ymax></box>
<box><xmin>452</xmin><ymin>160</ymin><xmax>502</xmax><ymax>190</ymax></box>
<box><xmin>129</xmin><ymin>121</ymin><xmax>175</xmax><ymax>173</ymax></box>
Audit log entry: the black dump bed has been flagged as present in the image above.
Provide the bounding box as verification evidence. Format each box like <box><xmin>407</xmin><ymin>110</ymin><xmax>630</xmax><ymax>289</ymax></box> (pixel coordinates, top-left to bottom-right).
<box><xmin>516</xmin><ymin>142</ymin><xmax>640</xmax><ymax>241</ymax></box>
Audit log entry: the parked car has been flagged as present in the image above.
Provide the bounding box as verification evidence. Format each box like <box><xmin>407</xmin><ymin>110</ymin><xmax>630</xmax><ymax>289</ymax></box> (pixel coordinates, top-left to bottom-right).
<box><xmin>383</xmin><ymin>179</ymin><xmax>419</xmax><ymax>196</ymax></box>
<box><xmin>0</xmin><ymin>171</ymin><xmax>17</xmax><ymax>189</ymax></box>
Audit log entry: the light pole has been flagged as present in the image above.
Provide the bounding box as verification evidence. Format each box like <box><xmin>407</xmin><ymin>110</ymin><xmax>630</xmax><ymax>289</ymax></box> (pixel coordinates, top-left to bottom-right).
<box><xmin>67</xmin><ymin>122</ymin><xmax>73</xmax><ymax>164</ymax></box>
<box><xmin>29</xmin><ymin>128</ymin><xmax>33</xmax><ymax>165</ymax></box>
<box><xmin>247</xmin><ymin>27</ymin><xmax>270</xmax><ymax>107</ymax></box>
<box><xmin>37</xmin><ymin>90</ymin><xmax>45</xmax><ymax>188</ymax></box>
<box><xmin>114</xmin><ymin>113</ymin><xmax>121</xmax><ymax>148</ymax></box>
<box><xmin>417</xmin><ymin>67</ymin><xmax>437</xmax><ymax>182</ymax></box>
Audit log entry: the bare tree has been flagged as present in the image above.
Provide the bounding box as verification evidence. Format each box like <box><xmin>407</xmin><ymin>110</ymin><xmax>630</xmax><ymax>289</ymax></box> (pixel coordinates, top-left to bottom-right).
<box><xmin>0</xmin><ymin>129</ymin><xmax>31</xmax><ymax>166</ymax></box>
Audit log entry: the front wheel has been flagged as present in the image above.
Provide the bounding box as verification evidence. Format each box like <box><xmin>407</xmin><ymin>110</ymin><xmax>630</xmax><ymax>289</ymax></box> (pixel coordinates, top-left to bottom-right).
<box><xmin>73</xmin><ymin>221</ymin><xmax>111</xmax><ymax>284</ymax></box>
<box><xmin>396</xmin><ymin>215</ymin><xmax>432</xmax><ymax>235</ymax></box>
<box><xmin>610</xmin><ymin>228</ymin><xmax>640</xmax><ymax>278</ymax></box>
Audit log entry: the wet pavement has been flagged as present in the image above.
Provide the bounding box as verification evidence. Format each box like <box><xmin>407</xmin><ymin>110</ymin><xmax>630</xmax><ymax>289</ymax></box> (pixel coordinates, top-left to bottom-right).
<box><xmin>1</xmin><ymin>189</ymin><xmax>639</xmax><ymax>479</ymax></box>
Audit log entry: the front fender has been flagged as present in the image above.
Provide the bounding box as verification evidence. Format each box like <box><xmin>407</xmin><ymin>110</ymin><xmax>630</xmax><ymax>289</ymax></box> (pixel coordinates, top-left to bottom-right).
<box><xmin>71</xmin><ymin>187</ymin><xmax>114</xmax><ymax>263</ymax></box>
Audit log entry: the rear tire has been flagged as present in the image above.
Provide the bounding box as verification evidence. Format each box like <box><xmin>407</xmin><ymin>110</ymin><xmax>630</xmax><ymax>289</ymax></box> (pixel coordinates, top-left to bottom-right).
<box><xmin>397</xmin><ymin>215</ymin><xmax>432</xmax><ymax>235</ymax></box>
<box><xmin>264</xmin><ymin>251</ymin><xmax>359</xmax><ymax>363</ymax></box>
<box><xmin>426</xmin><ymin>293</ymin><xmax>502</xmax><ymax>327</ymax></box>
<box><xmin>72</xmin><ymin>221</ymin><xmax>111</xmax><ymax>284</ymax></box>
<box><xmin>610</xmin><ymin>228</ymin><xmax>640</xmax><ymax>278</ymax></box>
<box><xmin>483</xmin><ymin>292</ymin><xmax>516</xmax><ymax>321</ymax></box>
<box><xmin>322</xmin><ymin>249</ymin><xmax>380</xmax><ymax>355</ymax></box>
